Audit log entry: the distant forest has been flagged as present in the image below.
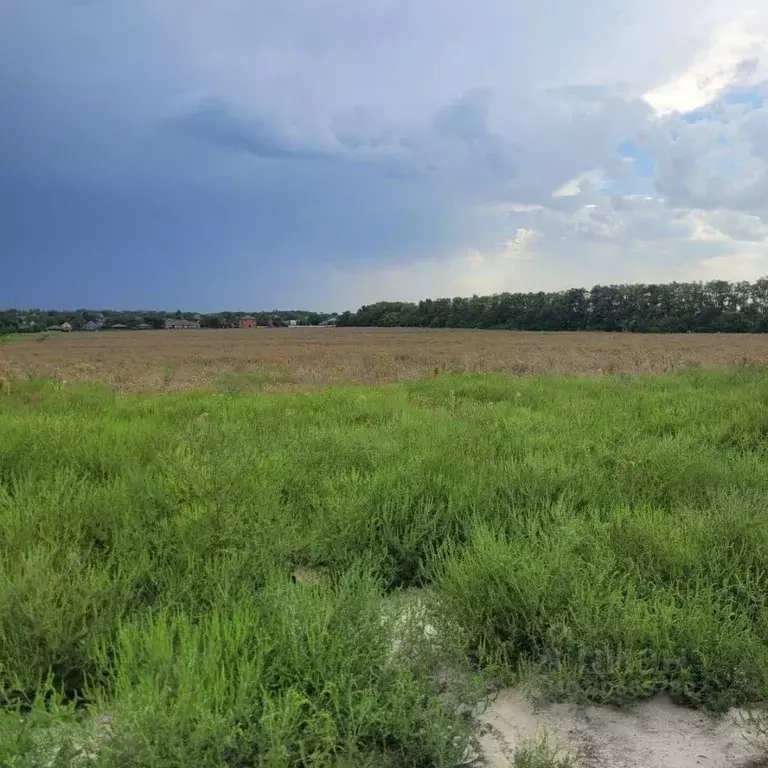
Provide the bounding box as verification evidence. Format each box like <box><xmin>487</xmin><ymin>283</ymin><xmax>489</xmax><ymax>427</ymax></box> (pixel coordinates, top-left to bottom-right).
<box><xmin>337</xmin><ymin>278</ymin><xmax>768</xmax><ymax>333</ymax></box>
<box><xmin>0</xmin><ymin>309</ymin><xmax>336</xmax><ymax>335</ymax></box>
<box><xmin>7</xmin><ymin>278</ymin><xmax>768</xmax><ymax>336</ymax></box>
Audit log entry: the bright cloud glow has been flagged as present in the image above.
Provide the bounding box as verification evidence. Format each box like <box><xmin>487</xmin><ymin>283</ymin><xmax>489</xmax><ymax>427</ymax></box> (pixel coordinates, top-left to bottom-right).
<box><xmin>644</xmin><ymin>15</ymin><xmax>768</xmax><ymax>116</ymax></box>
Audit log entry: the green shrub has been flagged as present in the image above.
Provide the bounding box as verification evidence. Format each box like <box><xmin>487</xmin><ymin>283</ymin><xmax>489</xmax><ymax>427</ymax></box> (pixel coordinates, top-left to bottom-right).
<box><xmin>91</xmin><ymin>570</ymin><xmax>475</xmax><ymax>767</ymax></box>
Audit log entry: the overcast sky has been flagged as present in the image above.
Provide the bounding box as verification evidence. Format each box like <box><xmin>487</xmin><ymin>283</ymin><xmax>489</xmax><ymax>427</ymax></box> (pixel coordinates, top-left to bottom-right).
<box><xmin>2</xmin><ymin>0</ymin><xmax>768</xmax><ymax>311</ymax></box>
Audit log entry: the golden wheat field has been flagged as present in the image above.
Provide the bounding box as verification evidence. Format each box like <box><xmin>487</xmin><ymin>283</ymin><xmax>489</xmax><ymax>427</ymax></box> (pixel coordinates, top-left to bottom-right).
<box><xmin>2</xmin><ymin>327</ymin><xmax>768</xmax><ymax>392</ymax></box>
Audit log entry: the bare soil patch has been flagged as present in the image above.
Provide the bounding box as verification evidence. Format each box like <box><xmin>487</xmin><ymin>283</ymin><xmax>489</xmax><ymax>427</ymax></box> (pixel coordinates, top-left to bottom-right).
<box><xmin>478</xmin><ymin>690</ymin><xmax>763</xmax><ymax>768</ymax></box>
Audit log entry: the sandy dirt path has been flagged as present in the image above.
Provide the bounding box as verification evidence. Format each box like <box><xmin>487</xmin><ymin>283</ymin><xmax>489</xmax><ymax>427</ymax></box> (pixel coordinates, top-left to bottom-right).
<box><xmin>474</xmin><ymin>690</ymin><xmax>765</xmax><ymax>768</ymax></box>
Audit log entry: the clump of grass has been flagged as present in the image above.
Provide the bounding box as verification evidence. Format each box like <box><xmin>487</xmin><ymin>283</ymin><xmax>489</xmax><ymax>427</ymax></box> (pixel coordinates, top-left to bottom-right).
<box><xmin>737</xmin><ymin>708</ymin><xmax>768</xmax><ymax>766</ymax></box>
<box><xmin>433</xmin><ymin>508</ymin><xmax>768</xmax><ymax>710</ymax></box>
<box><xmin>0</xmin><ymin>572</ymin><xmax>480</xmax><ymax>767</ymax></box>
<box><xmin>217</xmin><ymin>365</ymin><xmax>295</xmax><ymax>392</ymax></box>
<box><xmin>0</xmin><ymin>686</ymin><xmax>101</xmax><ymax>768</ymax></box>
<box><xmin>161</xmin><ymin>365</ymin><xmax>174</xmax><ymax>386</ymax></box>
<box><xmin>89</xmin><ymin>570</ymin><xmax>476</xmax><ymax>767</ymax></box>
<box><xmin>512</xmin><ymin>732</ymin><xmax>577</xmax><ymax>768</ymax></box>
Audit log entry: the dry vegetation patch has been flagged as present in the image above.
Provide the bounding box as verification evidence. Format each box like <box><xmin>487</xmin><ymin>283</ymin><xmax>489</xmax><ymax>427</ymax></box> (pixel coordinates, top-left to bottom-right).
<box><xmin>3</xmin><ymin>328</ymin><xmax>768</xmax><ymax>392</ymax></box>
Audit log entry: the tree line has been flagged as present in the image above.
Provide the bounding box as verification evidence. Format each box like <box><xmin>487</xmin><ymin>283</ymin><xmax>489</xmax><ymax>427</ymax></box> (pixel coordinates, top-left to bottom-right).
<box><xmin>337</xmin><ymin>278</ymin><xmax>768</xmax><ymax>333</ymax></box>
<box><xmin>7</xmin><ymin>277</ymin><xmax>768</xmax><ymax>336</ymax></box>
<box><xmin>0</xmin><ymin>309</ymin><xmax>336</xmax><ymax>335</ymax></box>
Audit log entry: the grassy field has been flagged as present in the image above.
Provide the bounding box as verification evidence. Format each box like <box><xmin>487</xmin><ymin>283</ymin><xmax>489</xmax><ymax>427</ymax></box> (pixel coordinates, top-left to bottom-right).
<box><xmin>5</xmin><ymin>327</ymin><xmax>768</xmax><ymax>391</ymax></box>
<box><xmin>2</xmin><ymin>365</ymin><xmax>768</xmax><ymax>765</ymax></box>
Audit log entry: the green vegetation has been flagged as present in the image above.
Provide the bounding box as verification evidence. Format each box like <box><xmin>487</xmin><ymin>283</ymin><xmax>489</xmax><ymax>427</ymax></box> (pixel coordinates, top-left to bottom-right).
<box><xmin>8</xmin><ymin>275</ymin><xmax>768</xmax><ymax>336</ymax></box>
<box><xmin>512</xmin><ymin>733</ymin><xmax>576</xmax><ymax>768</ymax></box>
<box><xmin>2</xmin><ymin>370</ymin><xmax>768</xmax><ymax>764</ymax></box>
<box><xmin>0</xmin><ymin>308</ymin><xmax>337</xmax><ymax>335</ymax></box>
<box><xmin>216</xmin><ymin>366</ymin><xmax>297</xmax><ymax>392</ymax></box>
<box><xmin>338</xmin><ymin>276</ymin><xmax>768</xmax><ymax>331</ymax></box>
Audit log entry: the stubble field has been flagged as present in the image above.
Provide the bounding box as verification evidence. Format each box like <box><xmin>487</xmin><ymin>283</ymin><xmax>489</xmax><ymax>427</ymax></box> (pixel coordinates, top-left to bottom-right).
<box><xmin>3</xmin><ymin>329</ymin><xmax>768</xmax><ymax>766</ymax></box>
<box><xmin>3</xmin><ymin>327</ymin><xmax>768</xmax><ymax>391</ymax></box>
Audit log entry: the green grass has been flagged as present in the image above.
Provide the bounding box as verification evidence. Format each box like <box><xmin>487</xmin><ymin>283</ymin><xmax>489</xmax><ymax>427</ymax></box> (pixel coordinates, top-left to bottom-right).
<box><xmin>511</xmin><ymin>733</ymin><xmax>576</xmax><ymax>768</ymax></box>
<box><xmin>216</xmin><ymin>365</ymin><xmax>297</xmax><ymax>392</ymax></box>
<box><xmin>2</xmin><ymin>370</ymin><xmax>768</xmax><ymax>764</ymax></box>
<box><xmin>0</xmin><ymin>332</ymin><xmax>51</xmax><ymax>344</ymax></box>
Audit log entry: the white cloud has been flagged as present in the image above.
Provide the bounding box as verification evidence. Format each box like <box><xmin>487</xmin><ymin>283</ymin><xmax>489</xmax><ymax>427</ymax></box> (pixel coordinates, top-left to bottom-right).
<box><xmin>644</xmin><ymin>14</ymin><xmax>768</xmax><ymax>116</ymax></box>
<box><xmin>552</xmin><ymin>170</ymin><xmax>605</xmax><ymax>198</ymax></box>
<box><xmin>636</xmin><ymin>100</ymin><xmax>768</xmax><ymax>213</ymax></box>
<box><xmin>502</xmin><ymin>229</ymin><xmax>540</xmax><ymax>259</ymax></box>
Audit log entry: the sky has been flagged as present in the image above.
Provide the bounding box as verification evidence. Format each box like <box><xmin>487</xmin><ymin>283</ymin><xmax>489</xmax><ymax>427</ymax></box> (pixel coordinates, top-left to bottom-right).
<box><xmin>2</xmin><ymin>1</ymin><xmax>768</xmax><ymax>312</ymax></box>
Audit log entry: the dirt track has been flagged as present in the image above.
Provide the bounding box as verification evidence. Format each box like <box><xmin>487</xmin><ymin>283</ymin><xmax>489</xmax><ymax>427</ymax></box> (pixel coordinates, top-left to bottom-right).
<box><xmin>477</xmin><ymin>690</ymin><xmax>763</xmax><ymax>767</ymax></box>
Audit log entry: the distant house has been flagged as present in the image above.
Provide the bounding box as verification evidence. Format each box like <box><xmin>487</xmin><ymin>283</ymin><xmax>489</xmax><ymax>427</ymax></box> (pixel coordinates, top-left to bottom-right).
<box><xmin>164</xmin><ymin>318</ymin><xmax>200</xmax><ymax>330</ymax></box>
<box><xmin>239</xmin><ymin>316</ymin><xmax>258</xmax><ymax>329</ymax></box>
<box><xmin>288</xmin><ymin>319</ymin><xmax>298</xmax><ymax>327</ymax></box>
<box><xmin>48</xmin><ymin>324</ymin><xmax>62</xmax><ymax>331</ymax></box>
<box><xmin>60</xmin><ymin>322</ymin><xmax>73</xmax><ymax>332</ymax></box>
<box><xmin>111</xmin><ymin>324</ymin><xmax>128</xmax><ymax>330</ymax></box>
<box><xmin>136</xmin><ymin>323</ymin><xmax>152</xmax><ymax>330</ymax></box>
<box><xmin>83</xmin><ymin>319</ymin><xmax>103</xmax><ymax>331</ymax></box>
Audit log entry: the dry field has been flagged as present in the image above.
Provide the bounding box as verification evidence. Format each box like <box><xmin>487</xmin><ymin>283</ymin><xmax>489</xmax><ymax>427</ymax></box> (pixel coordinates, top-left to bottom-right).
<box><xmin>3</xmin><ymin>327</ymin><xmax>768</xmax><ymax>392</ymax></box>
